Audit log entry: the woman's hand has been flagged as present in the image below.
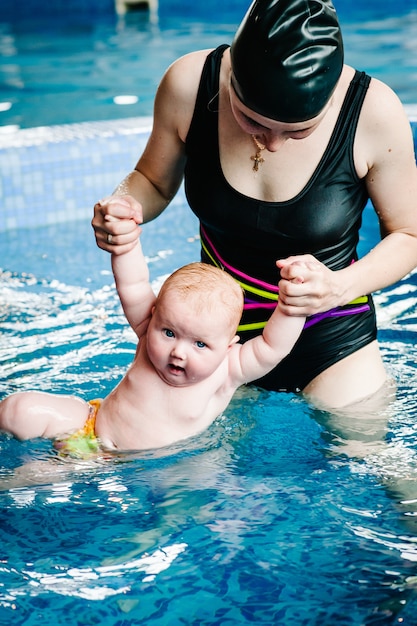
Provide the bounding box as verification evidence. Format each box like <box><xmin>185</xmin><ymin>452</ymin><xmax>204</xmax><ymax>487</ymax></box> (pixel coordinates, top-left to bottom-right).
<box><xmin>92</xmin><ymin>195</ymin><xmax>143</xmax><ymax>255</ymax></box>
<box><xmin>277</xmin><ymin>255</ymin><xmax>342</xmax><ymax>316</ymax></box>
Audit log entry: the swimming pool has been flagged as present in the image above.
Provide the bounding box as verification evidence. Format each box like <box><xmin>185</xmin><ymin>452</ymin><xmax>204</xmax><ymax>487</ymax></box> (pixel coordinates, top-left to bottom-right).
<box><xmin>0</xmin><ymin>0</ymin><xmax>416</xmax><ymax>129</ymax></box>
<box><xmin>2</xmin><ymin>1</ymin><xmax>417</xmax><ymax>624</ymax></box>
<box><xmin>2</xmin><ymin>211</ymin><xmax>417</xmax><ymax>625</ymax></box>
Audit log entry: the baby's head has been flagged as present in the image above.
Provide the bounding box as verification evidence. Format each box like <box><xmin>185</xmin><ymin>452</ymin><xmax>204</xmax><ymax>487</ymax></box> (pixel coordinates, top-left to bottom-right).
<box><xmin>156</xmin><ymin>262</ymin><xmax>244</xmax><ymax>339</ymax></box>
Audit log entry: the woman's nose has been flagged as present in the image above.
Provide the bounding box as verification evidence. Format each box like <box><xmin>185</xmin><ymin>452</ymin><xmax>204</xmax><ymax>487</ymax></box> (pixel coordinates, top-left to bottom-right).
<box><xmin>264</xmin><ymin>134</ymin><xmax>287</xmax><ymax>151</ymax></box>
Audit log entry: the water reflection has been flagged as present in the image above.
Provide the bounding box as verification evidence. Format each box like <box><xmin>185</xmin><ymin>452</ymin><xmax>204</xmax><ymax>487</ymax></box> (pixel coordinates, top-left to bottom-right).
<box><xmin>2</xmin><ymin>258</ymin><xmax>417</xmax><ymax>623</ymax></box>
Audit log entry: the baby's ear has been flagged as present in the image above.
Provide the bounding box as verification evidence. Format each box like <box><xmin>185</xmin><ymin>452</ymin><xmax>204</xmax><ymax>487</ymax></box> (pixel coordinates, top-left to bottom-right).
<box><xmin>151</xmin><ymin>305</ymin><xmax>156</xmax><ymax>316</ymax></box>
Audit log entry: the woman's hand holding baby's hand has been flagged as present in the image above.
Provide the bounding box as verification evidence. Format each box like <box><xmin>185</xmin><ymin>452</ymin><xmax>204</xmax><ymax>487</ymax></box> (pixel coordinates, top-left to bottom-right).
<box><xmin>92</xmin><ymin>195</ymin><xmax>143</xmax><ymax>255</ymax></box>
<box><xmin>277</xmin><ymin>255</ymin><xmax>340</xmax><ymax>316</ymax></box>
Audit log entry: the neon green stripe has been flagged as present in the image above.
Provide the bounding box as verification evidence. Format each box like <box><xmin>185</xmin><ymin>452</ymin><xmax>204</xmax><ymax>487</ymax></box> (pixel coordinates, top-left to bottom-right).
<box><xmin>201</xmin><ymin>239</ymin><xmax>369</xmax><ymax>308</ymax></box>
<box><xmin>201</xmin><ymin>240</ymin><xmax>221</xmax><ymax>268</ymax></box>
<box><xmin>349</xmin><ymin>295</ymin><xmax>368</xmax><ymax>305</ymax></box>
<box><xmin>238</xmin><ymin>321</ymin><xmax>267</xmax><ymax>332</ymax></box>
<box><xmin>238</xmin><ymin>283</ymin><xmax>278</xmax><ymax>301</ymax></box>
<box><xmin>201</xmin><ymin>240</ymin><xmax>279</xmax><ymax>301</ymax></box>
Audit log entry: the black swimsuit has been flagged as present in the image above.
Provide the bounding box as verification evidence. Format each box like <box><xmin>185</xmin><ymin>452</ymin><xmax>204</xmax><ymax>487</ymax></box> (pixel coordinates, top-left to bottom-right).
<box><xmin>184</xmin><ymin>45</ymin><xmax>377</xmax><ymax>392</ymax></box>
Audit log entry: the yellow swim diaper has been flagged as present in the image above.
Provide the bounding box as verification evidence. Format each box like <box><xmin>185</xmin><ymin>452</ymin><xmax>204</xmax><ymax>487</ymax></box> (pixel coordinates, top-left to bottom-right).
<box><xmin>55</xmin><ymin>399</ymin><xmax>101</xmax><ymax>458</ymax></box>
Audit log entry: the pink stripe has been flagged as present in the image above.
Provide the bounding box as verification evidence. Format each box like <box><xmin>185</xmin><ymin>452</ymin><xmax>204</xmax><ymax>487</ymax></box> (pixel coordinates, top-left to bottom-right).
<box><xmin>244</xmin><ymin>303</ymin><xmax>276</xmax><ymax>310</ymax></box>
<box><xmin>201</xmin><ymin>226</ymin><xmax>279</xmax><ymax>293</ymax></box>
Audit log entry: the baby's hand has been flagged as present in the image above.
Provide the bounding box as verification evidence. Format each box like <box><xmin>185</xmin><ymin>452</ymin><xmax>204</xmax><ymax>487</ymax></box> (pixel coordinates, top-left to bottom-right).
<box><xmin>276</xmin><ymin>259</ymin><xmax>308</xmax><ymax>284</ymax></box>
<box><xmin>99</xmin><ymin>195</ymin><xmax>143</xmax><ymax>224</ymax></box>
<box><xmin>277</xmin><ymin>255</ymin><xmax>336</xmax><ymax>316</ymax></box>
<box><xmin>92</xmin><ymin>195</ymin><xmax>142</xmax><ymax>254</ymax></box>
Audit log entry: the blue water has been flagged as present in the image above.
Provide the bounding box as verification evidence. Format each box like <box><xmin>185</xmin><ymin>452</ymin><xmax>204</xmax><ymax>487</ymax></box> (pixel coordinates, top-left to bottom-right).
<box><xmin>2</xmin><ymin>205</ymin><xmax>417</xmax><ymax>624</ymax></box>
<box><xmin>2</xmin><ymin>1</ymin><xmax>417</xmax><ymax>624</ymax></box>
<box><xmin>0</xmin><ymin>0</ymin><xmax>416</xmax><ymax>129</ymax></box>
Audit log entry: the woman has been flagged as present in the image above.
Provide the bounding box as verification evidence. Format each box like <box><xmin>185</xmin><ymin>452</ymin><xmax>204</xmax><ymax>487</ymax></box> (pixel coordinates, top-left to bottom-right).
<box><xmin>92</xmin><ymin>0</ymin><xmax>417</xmax><ymax>409</ymax></box>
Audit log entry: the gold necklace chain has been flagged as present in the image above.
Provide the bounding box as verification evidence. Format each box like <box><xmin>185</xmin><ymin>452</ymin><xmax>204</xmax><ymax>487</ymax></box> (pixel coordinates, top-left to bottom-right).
<box><xmin>250</xmin><ymin>135</ymin><xmax>266</xmax><ymax>172</ymax></box>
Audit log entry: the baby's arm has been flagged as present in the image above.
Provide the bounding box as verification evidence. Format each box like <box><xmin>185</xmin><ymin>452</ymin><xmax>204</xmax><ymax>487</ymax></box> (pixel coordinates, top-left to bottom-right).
<box><xmin>111</xmin><ymin>225</ymin><xmax>156</xmax><ymax>339</ymax></box>
<box><xmin>230</xmin><ymin>262</ymin><xmax>307</xmax><ymax>385</ymax></box>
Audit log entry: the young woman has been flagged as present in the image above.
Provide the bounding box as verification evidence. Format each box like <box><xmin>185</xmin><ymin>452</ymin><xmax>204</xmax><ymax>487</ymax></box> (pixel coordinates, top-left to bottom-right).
<box><xmin>92</xmin><ymin>0</ymin><xmax>417</xmax><ymax>409</ymax></box>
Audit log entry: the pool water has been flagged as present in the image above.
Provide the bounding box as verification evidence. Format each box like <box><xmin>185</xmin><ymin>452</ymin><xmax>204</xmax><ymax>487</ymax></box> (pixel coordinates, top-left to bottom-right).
<box><xmin>2</xmin><ymin>204</ymin><xmax>417</xmax><ymax>624</ymax></box>
<box><xmin>2</xmin><ymin>1</ymin><xmax>417</xmax><ymax>624</ymax></box>
<box><xmin>0</xmin><ymin>0</ymin><xmax>416</xmax><ymax>129</ymax></box>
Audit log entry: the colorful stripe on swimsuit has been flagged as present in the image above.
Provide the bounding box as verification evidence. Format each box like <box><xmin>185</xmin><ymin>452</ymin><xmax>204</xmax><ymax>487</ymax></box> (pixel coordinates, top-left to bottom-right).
<box><xmin>200</xmin><ymin>225</ymin><xmax>370</xmax><ymax>332</ymax></box>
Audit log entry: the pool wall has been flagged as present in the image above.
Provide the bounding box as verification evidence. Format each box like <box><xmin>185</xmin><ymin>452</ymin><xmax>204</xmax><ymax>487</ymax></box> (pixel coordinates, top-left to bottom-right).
<box><xmin>0</xmin><ymin>0</ymin><xmax>416</xmax><ymax>232</ymax></box>
<box><xmin>1</xmin><ymin>113</ymin><xmax>416</xmax><ymax>233</ymax></box>
<box><xmin>0</xmin><ymin>118</ymin><xmax>153</xmax><ymax>232</ymax></box>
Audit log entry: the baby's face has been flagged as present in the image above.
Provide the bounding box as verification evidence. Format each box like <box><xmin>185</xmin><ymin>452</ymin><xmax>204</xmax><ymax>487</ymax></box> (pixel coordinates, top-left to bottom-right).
<box><xmin>146</xmin><ymin>291</ymin><xmax>235</xmax><ymax>386</ymax></box>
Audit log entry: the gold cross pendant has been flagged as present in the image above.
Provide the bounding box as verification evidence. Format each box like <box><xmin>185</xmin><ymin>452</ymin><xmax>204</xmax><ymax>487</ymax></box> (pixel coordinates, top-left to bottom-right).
<box><xmin>251</xmin><ymin>150</ymin><xmax>265</xmax><ymax>172</ymax></box>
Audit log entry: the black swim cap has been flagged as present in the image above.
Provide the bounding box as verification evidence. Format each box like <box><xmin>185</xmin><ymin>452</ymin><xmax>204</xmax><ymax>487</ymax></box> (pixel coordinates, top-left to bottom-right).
<box><xmin>230</xmin><ymin>0</ymin><xmax>344</xmax><ymax>122</ymax></box>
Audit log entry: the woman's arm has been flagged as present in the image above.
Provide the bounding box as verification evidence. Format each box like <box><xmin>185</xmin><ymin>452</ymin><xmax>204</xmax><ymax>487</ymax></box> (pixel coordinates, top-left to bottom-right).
<box><xmin>92</xmin><ymin>51</ymin><xmax>210</xmax><ymax>255</ymax></box>
<box><xmin>278</xmin><ymin>80</ymin><xmax>417</xmax><ymax>316</ymax></box>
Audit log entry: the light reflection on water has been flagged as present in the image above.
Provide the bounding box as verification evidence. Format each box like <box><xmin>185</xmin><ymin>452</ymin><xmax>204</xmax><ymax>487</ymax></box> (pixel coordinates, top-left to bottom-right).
<box><xmin>1</xmin><ymin>3</ymin><xmax>417</xmax><ymax>621</ymax></box>
<box><xmin>0</xmin><ymin>274</ymin><xmax>129</xmax><ymax>396</ymax></box>
<box><xmin>1</xmin><ymin>219</ymin><xmax>417</xmax><ymax>623</ymax></box>
<box><xmin>0</xmin><ymin>4</ymin><xmax>416</xmax><ymax>130</ymax></box>
<box><xmin>0</xmin><ymin>3</ymin><xmax>417</xmax><ymax>626</ymax></box>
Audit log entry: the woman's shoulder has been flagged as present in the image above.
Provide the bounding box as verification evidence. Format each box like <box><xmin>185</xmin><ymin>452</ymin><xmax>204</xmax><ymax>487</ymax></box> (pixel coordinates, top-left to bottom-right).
<box><xmin>153</xmin><ymin>49</ymin><xmax>217</xmax><ymax>142</ymax></box>
<box><xmin>166</xmin><ymin>49</ymin><xmax>216</xmax><ymax>81</ymax></box>
<box><xmin>355</xmin><ymin>70</ymin><xmax>412</xmax><ymax>171</ymax></box>
<box><xmin>362</xmin><ymin>73</ymin><xmax>407</xmax><ymax>123</ymax></box>
<box><xmin>339</xmin><ymin>65</ymin><xmax>404</xmax><ymax>118</ymax></box>
<box><xmin>158</xmin><ymin>49</ymin><xmax>215</xmax><ymax>107</ymax></box>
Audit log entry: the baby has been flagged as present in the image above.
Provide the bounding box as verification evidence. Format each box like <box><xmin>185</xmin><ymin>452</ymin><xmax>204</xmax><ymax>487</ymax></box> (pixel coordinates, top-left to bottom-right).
<box><xmin>0</xmin><ymin>227</ymin><xmax>306</xmax><ymax>453</ymax></box>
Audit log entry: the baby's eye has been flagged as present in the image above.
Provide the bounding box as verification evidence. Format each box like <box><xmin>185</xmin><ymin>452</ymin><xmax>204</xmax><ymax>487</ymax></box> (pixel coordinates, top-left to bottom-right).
<box><xmin>164</xmin><ymin>328</ymin><xmax>175</xmax><ymax>338</ymax></box>
<box><xmin>196</xmin><ymin>340</ymin><xmax>206</xmax><ymax>349</ymax></box>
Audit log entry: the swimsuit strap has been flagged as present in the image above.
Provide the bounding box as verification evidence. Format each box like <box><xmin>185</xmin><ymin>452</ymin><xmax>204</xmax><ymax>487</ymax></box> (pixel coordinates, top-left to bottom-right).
<box><xmin>200</xmin><ymin>225</ymin><xmax>370</xmax><ymax>332</ymax></box>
